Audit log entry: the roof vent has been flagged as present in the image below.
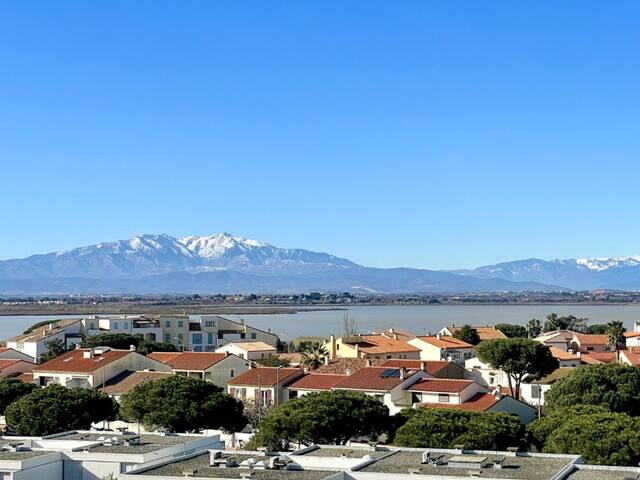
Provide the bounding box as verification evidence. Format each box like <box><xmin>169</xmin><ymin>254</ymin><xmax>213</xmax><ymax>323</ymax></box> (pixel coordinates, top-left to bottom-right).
<box><xmin>83</xmin><ymin>350</ymin><xmax>94</xmax><ymax>359</ymax></box>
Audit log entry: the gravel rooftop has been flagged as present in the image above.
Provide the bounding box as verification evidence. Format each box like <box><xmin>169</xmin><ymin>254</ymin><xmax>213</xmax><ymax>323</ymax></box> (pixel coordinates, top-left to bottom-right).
<box><xmin>60</xmin><ymin>433</ymin><xmax>203</xmax><ymax>453</ymax></box>
<box><xmin>0</xmin><ymin>450</ymin><xmax>53</xmax><ymax>460</ymax></box>
<box><xmin>566</xmin><ymin>467</ymin><xmax>640</xmax><ymax>479</ymax></box>
<box><xmin>143</xmin><ymin>453</ymin><xmax>335</xmax><ymax>479</ymax></box>
<box><xmin>298</xmin><ymin>447</ymin><xmax>388</xmax><ymax>458</ymax></box>
<box><xmin>358</xmin><ymin>450</ymin><xmax>574</xmax><ymax>479</ymax></box>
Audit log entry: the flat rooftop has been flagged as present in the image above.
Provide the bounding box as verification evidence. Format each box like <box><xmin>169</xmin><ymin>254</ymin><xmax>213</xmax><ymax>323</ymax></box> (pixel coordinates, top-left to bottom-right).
<box><xmin>357</xmin><ymin>450</ymin><xmax>575</xmax><ymax>480</ymax></box>
<box><xmin>142</xmin><ymin>452</ymin><xmax>335</xmax><ymax>479</ymax></box>
<box><xmin>58</xmin><ymin>432</ymin><xmax>203</xmax><ymax>454</ymax></box>
<box><xmin>566</xmin><ymin>467</ymin><xmax>640</xmax><ymax>479</ymax></box>
<box><xmin>297</xmin><ymin>446</ymin><xmax>388</xmax><ymax>459</ymax></box>
<box><xmin>0</xmin><ymin>450</ymin><xmax>53</xmax><ymax>460</ymax></box>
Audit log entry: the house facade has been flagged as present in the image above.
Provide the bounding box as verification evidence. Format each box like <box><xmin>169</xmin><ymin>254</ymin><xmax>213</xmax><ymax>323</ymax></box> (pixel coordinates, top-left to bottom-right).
<box><xmin>228</xmin><ymin>367</ymin><xmax>303</xmax><ymax>407</ymax></box>
<box><xmin>215</xmin><ymin>341</ymin><xmax>277</xmax><ymax>361</ymax></box>
<box><xmin>147</xmin><ymin>351</ymin><xmax>250</xmax><ymax>387</ymax></box>
<box><xmin>438</xmin><ymin>325</ymin><xmax>507</xmax><ymax>341</ymax></box>
<box><xmin>6</xmin><ymin>320</ymin><xmax>83</xmax><ymax>363</ymax></box>
<box><xmin>408</xmin><ymin>335</ymin><xmax>474</xmax><ymax>364</ymax></box>
<box><xmin>325</xmin><ymin>334</ymin><xmax>421</xmax><ymax>361</ymax></box>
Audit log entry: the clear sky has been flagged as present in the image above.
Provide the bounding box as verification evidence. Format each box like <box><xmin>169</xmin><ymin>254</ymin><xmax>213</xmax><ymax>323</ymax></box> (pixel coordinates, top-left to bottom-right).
<box><xmin>1</xmin><ymin>1</ymin><xmax>640</xmax><ymax>270</ymax></box>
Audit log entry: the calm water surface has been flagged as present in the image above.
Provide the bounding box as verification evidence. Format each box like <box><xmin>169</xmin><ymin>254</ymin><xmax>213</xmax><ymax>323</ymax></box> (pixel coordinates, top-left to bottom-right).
<box><xmin>3</xmin><ymin>305</ymin><xmax>640</xmax><ymax>341</ymax></box>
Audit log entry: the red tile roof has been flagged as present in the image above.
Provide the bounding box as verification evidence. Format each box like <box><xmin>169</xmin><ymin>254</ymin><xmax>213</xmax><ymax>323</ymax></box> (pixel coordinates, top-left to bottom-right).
<box><xmin>580</xmin><ymin>351</ymin><xmax>618</xmax><ymax>364</ymax></box>
<box><xmin>227</xmin><ymin>367</ymin><xmax>302</xmax><ymax>387</ymax></box>
<box><xmin>549</xmin><ymin>347</ymin><xmax>579</xmax><ymax>361</ymax></box>
<box><xmin>573</xmin><ymin>333</ymin><xmax>609</xmax><ymax>346</ymax></box>
<box><xmin>445</xmin><ymin>326</ymin><xmax>507</xmax><ymax>341</ymax></box>
<box><xmin>621</xmin><ymin>347</ymin><xmax>640</xmax><ymax>365</ymax></box>
<box><xmin>422</xmin><ymin>392</ymin><xmax>500</xmax><ymax>412</ymax></box>
<box><xmin>408</xmin><ymin>378</ymin><xmax>474</xmax><ymax>393</ymax></box>
<box><xmin>16</xmin><ymin>373</ymin><xmax>33</xmax><ymax>383</ymax></box>
<box><xmin>333</xmin><ymin>367</ymin><xmax>419</xmax><ymax>392</ymax></box>
<box><xmin>101</xmin><ymin>370</ymin><xmax>172</xmax><ymax>395</ymax></box>
<box><xmin>415</xmin><ymin>336</ymin><xmax>473</xmax><ymax>349</ymax></box>
<box><xmin>148</xmin><ymin>352</ymin><xmax>228</xmax><ymax>371</ymax></box>
<box><xmin>379</xmin><ymin>359</ymin><xmax>455</xmax><ymax>376</ymax></box>
<box><xmin>288</xmin><ymin>373</ymin><xmax>347</xmax><ymax>391</ymax></box>
<box><xmin>315</xmin><ymin>358</ymin><xmax>381</xmax><ymax>374</ymax></box>
<box><xmin>34</xmin><ymin>349</ymin><xmax>132</xmax><ymax>374</ymax></box>
<box><xmin>0</xmin><ymin>359</ymin><xmax>25</xmax><ymax>370</ymax></box>
<box><xmin>355</xmin><ymin>335</ymin><xmax>421</xmax><ymax>355</ymax></box>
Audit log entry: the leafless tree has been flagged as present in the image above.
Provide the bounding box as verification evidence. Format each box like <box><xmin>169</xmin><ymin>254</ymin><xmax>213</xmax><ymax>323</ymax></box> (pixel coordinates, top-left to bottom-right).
<box><xmin>342</xmin><ymin>312</ymin><xmax>358</xmax><ymax>337</ymax></box>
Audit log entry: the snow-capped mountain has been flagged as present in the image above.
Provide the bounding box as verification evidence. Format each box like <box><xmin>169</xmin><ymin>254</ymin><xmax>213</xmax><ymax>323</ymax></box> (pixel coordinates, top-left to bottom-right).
<box><xmin>460</xmin><ymin>256</ymin><xmax>640</xmax><ymax>290</ymax></box>
<box><xmin>0</xmin><ymin>232</ymin><xmax>556</xmax><ymax>294</ymax></box>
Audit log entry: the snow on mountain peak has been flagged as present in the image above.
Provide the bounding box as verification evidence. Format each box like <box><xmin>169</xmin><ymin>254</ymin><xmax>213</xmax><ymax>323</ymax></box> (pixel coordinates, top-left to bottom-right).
<box><xmin>179</xmin><ymin>233</ymin><xmax>269</xmax><ymax>259</ymax></box>
<box><xmin>575</xmin><ymin>255</ymin><xmax>640</xmax><ymax>271</ymax></box>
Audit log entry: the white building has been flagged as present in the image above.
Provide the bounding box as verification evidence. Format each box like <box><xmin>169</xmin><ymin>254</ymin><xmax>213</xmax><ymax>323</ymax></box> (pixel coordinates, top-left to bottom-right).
<box><xmin>6</xmin><ymin>320</ymin><xmax>83</xmax><ymax>363</ymax></box>
<box><xmin>215</xmin><ymin>341</ymin><xmax>277</xmax><ymax>361</ymax></box>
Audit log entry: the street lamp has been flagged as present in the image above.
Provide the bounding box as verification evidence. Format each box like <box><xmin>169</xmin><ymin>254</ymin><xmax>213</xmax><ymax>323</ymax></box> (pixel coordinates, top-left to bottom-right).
<box><xmin>275</xmin><ymin>365</ymin><xmax>284</xmax><ymax>407</ymax></box>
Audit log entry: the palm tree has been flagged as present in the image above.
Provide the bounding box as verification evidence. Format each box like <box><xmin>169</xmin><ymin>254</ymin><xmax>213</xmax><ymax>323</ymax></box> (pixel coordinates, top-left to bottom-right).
<box><xmin>605</xmin><ymin>320</ymin><xmax>626</xmax><ymax>351</ymax></box>
<box><xmin>526</xmin><ymin>318</ymin><xmax>542</xmax><ymax>338</ymax></box>
<box><xmin>301</xmin><ymin>344</ymin><xmax>329</xmax><ymax>370</ymax></box>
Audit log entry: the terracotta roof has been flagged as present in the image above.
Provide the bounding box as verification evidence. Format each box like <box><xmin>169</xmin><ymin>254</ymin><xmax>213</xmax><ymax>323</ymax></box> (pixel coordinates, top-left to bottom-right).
<box><xmin>228</xmin><ymin>367</ymin><xmax>301</xmax><ymax>387</ymax></box>
<box><xmin>549</xmin><ymin>347</ymin><xmax>579</xmax><ymax>361</ymax></box>
<box><xmin>355</xmin><ymin>335</ymin><xmax>420</xmax><ymax>355</ymax></box>
<box><xmin>573</xmin><ymin>333</ymin><xmax>609</xmax><ymax>346</ymax></box>
<box><xmin>288</xmin><ymin>373</ymin><xmax>347</xmax><ymax>391</ymax></box>
<box><xmin>148</xmin><ymin>352</ymin><xmax>228</xmax><ymax>371</ymax></box>
<box><xmin>275</xmin><ymin>352</ymin><xmax>303</xmax><ymax>365</ymax></box>
<box><xmin>34</xmin><ymin>348</ymin><xmax>132</xmax><ymax>374</ymax></box>
<box><xmin>222</xmin><ymin>341</ymin><xmax>276</xmax><ymax>352</ymax></box>
<box><xmin>371</xmin><ymin>329</ymin><xmax>417</xmax><ymax>341</ymax></box>
<box><xmin>415</xmin><ymin>336</ymin><xmax>473</xmax><ymax>349</ymax></box>
<box><xmin>422</xmin><ymin>392</ymin><xmax>500</xmax><ymax>412</ymax></box>
<box><xmin>408</xmin><ymin>378</ymin><xmax>474</xmax><ymax>393</ymax></box>
<box><xmin>620</xmin><ymin>347</ymin><xmax>640</xmax><ymax>365</ymax></box>
<box><xmin>625</xmin><ymin>332</ymin><xmax>640</xmax><ymax>338</ymax></box>
<box><xmin>16</xmin><ymin>372</ymin><xmax>33</xmax><ymax>383</ymax></box>
<box><xmin>0</xmin><ymin>359</ymin><xmax>33</xmax><ymax>371</ymax></box>
<box><xmin>445</xmin><ymin>326</ymin><xmax>507</xmax><ymax>341</ymax></box>
<box><xmin>530</xmin><ymin>367</ymin><xmax>575</xmax><ymax>385</ymax></box>
<box><xmin>7</xmin><ymin>319</ymin><xmax>81</xmax><ymax>343</ymax></box>
<box><xmin>379</xmin><ymin>359</ymin><xmax>454</xmax><ymax>377</ymax></box>
<box><xmin>101</xmin><ymin>370</ymin><xmax>172</xmax><ymax>395</ymax></box>
<box><xmin>333</xmin><ymin>367</ymin><xmax>418</xmax><ymax>392</ymax></box>
<box><xmin>580</xmin><ymin>351</ymin><xmax>618</xmax><ymax>364</ymax></box>
<box><xmin>315</xmin><ymin>358</ymin><xmax>381</xmax><ymax>374</ymax></box>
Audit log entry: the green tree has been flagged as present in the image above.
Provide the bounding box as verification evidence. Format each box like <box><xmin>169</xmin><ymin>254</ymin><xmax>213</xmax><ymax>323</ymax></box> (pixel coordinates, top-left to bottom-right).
<box><xmin>525</xmin><ymin>318</ymin><xmax>542</xmax><ymax>338</ymax></box>
<box><xmin>136</xmin><ymin>340</ymin><xmax>178</xmax><ymax>356</ymax></box>
<box><xmin>544</xmin><ymin>364</ymin><xmax>640</xmax><ymax>416</ymax></box>
<box><xmin>39</xmin><ymin>338</ymin><xmax>68</xmax><ymax>363</ymax></box>
<box><xmin>251</xmin><ymin>391</ymin><xmax>389</xmax><ymax>449</ymax></box>
<box><xmin>495</xmin><ymin>324</ymin><xmax>527</xmax><ymax>338</ymax></box>
<box><xmin>255</xmin><ymin>355</ymin><xmax>291</xmax><ymax>367</ymax></box>
<box><xmin>543</xmin><ymin>313</ymin><xmax>587</xmax><ymax>333</ymax></box>
<box><xmin>453</xmin><ymin>325</ymin><xmax>481</xmax><ymax>345</ymax></box>
<box><xmin>81</xmin><ymin>333</ymin><xmax>143</xmax><ymax>350</ymax></box>
<box><xmin>586</xmin><ymin>324</ymin><xmax>608</xmax><ymax>334</ymax></box>
<box><xmin>526</xmin><ymin>404</ymin><xmax>610</xmax><ymax>451</ymax></box>
<box><xmin>605</xmin><ymin>320</ymin><xmax>626</xmax><ymax>351</ymax></box>
<box><xmin>0</xmin><ymin>378</ymin><xmax>37</xmax><ymax>414</ymax></box>
<box><xmin>301</xmin><ymin>344</ymin><xmax>329</xmax><ymax>370</ymax></box>
<box><xmin>394</xmin><ymin>409</ymin><xmax>524</xmax><ymax>450</ymax></box>
<box><xmin>120</xmin><ymin>375</ymin><xmax>246</xmax><ymax>432</ymax></box>
<box><xmin>544</xmin><ymin>412</ymin><xmax>640</xmax><ymax>466</ymax></box>
<box><xmin>475</xmin><ymin>338</ymin><xmax>558</xmax><ymax>398</ymax></box>
<box><xmin>5</xmin><ymin>385</ymin><xmax>117</xmax><ymax>436</ymax></box>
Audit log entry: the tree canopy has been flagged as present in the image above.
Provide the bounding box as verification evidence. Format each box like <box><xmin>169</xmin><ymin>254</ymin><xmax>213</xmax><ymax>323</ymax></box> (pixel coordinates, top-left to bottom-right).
<box><xmin>543</xmin><ymin>313</ymin><xmax>587</xmax><ymax>333</ymax></box>
<box><xmin>5</xmin><ymin>385</ymin><xmax>117</xmax><ymax>436</ymax></box>
<box><xmin>301</xmin><ymin>344</ymin><xmax>329</xmax><ymax>370</ymax></box>
<box><xmin>586</xmin><ymin>324</ymin><xmax>608</xmax><ymax>334</ymax></box>
<box><xmin>39</xmin><ymin>338</ymin><xmax>68</xmax><ymax>363</ymax></box>
<box><xmin>452</xmin><ymin>325</ymin><xmax>481</xmax><ymax>345</ymax></box>
<box><xmin>120</xmin><ymin>375</ymin><xmax>246</xmax><ymax>432</ymax></box>
<box><xmin>544</xmin><ymin>364</ymin><xmax>640</xmax><ymax>416</ymax></box>
<box><xmin>255</xmin><ymin>355</ymin><xmax>291</xmax><ymax>368</ymax></box>
<box><xmin>605</xmin><ymin>321</ymin><xmax>626</xmax><ymax>351</ymax></box>
<box><xmin>81</xmin><ymin>333</ymin><xmax>143</xmax><ymax>350</ymax></box>
<box><xmin>475</xmin><ymin>338</ymin><xmax>558</xmax><ymax>397</ymax></box>
<box><xmin>394</xmin><ymin>409</ymin><xmax>524</xmax><ymax>451</ymax></box>
<box><xmin>135</xmin><ymin>340</ymin><xmax>178</xmax><ymax>356</ymax></box>
<box><xmin>544</xmin><ymin>411</ymin><xmax>640</xmax><ymax>466</ymax></box>
<box><xmin>251</xmin><ymin>391</ymin><xmax>389</xmax><ymax>449</ymax></box>
<box><xmin>495</xmin><ymin>323</ymin><xmax>527</xmax><ymax>338</ymax></box>
<box><xmin>525</xmin><ymin>318</ymin><xmax>542</xmax><ymax>338</ymax></box>
<box><xmin>0</xmin><ymin>378</ymin><xmax>36</xmax><ymax>414</ymax></box>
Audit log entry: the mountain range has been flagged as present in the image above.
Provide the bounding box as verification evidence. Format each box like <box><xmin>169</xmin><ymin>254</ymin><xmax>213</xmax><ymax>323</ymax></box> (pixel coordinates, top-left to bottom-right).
<box><xmin>1</xmin><ymin>232</ymin><xmax>639</xmax><ymax>294</ymax></box>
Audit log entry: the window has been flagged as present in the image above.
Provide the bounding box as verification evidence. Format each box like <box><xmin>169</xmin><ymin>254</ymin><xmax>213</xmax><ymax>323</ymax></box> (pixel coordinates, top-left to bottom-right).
<box><xmin>587</xmin><ymin>346</ymin><xmax>594</xmax><ymax>351</ymax></box>
<box><xmin>289</xmin><ymin>390</ymin><xmax>298</xmax><ymax>399</ymax></box>
<box><xmin>240</xmin><ymin>333</ymin><xmax>246</xmax><ymax>339</ymax></box>
<box><xmin>438</xmin><ymin>394</ymin><xmax>450</xmax><ymax>403</ymax></box>
<box><xmin>531</xmin><ymin>385</ymin><xmax>542</xmax><ymax>399</ymax></box>
<box><xmin>165</xmin><ymin>321</ymin><xmax>171</xmax><ymax>328</ymax></box>
<box><xmin>193</xmin><ymin>346</ymin><xmax>203</xmax><ymax>352</ymax></box>
<box><xmin>207</xmin><ymin>333</ymin><xmax>214</xmax><ymax>344</ymax></box>
<box><xmin>386</xmin><ymin>355</ymin><xmax>392</xmax><ymax>360</ymax></box>
<box><xmin>124</xmin><ymin>322</ymin><xmax>129</xmax><ymax>330</ymax></box>
<box><xmin>206</xmin><ymin>345</ymin><xmax>215</xmax><ymax>352</ymax></box>
<box><xmin>165</xmin><ymin>334</ymin><xmax>171</xmax><ymax>343</ymax></box>
<box><xmin>205</xmin><ymin>320</ymin><xmax>216</xmax><ymax>328</ymax></box>
<box><xmin>178</xmin><ymin>320</ymin><xmax>184</xmax><ymax>328</ymax></box>
<box><xmin>218</xmin><ymin>333</ymin><xmax>224</xmax><ymax>339</ymax></box>
<box><xmin>251</xmin><ymin>332</ymin><xmax>257</xmax><ymax>340</ymax></box>
<box><xmin>373</xmin><ymin>394</ymin><xmax>384</xmax><ymax>403</ymax></box>
<box><xmin>192</xmin><ymin>333</ymin><xmax>202</xmax><ymax>344</ymax></box>
<box><xmin>411</xmin><ymin>393</ymin><xmax>421</xmax><ymax>405</ymax></box>
<box><xmin>89</xmin><ymin>323</ymin><xmax>95</xmax><ymax>330</ymax></box>
<box><xmin>230</xmin><ymin>369</ymin><xmax>234</xmax><ymax>378</ymax></box>
<box><xmin>178</xmin><ymin>333</ymin><xmax>184</xmax><ymax>341</ymax></box>
<box><xmin>113</xmin><ymin>321</ymin><xmax>119</xmax><ymax>329</ymax></box>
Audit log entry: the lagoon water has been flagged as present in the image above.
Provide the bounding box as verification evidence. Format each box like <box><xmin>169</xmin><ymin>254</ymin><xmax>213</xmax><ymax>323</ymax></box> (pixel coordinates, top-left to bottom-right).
<box><xmin>4</xmin><ymin>305</ymin><xmax>640</xmax><ymax>341</ymax></box>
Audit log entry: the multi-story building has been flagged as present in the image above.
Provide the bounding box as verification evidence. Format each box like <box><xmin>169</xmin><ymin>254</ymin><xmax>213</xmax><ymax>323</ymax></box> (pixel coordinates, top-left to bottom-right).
<box><xmin>82</xmin><ymin>315</ymin><xmax>164</xmax><ymax>342</ymax></box>
<box><xmin>408</xmin><ymin>335</ymin><xmax>474</xmax><ymax>364</ymax></box>
<box><xmin>6</xmin><ymin>319</ymin><xmax>84</xmax><ymax>363</ymax></box>
<box><xmin>325</xmin><ymin>333</ymin><xmax>421</xmax><ymax>361</ymax></box>
<box><xmin>147</xmin><ymin>351</ymin><xmax>250</xmax><ymax>387</ymax></box>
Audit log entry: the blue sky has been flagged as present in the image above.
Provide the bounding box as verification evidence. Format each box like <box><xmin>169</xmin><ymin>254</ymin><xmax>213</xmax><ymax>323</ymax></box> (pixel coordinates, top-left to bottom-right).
<box><xmin>1</xmin><ymin>1</ymin><xmax>639</xmax><ymax>269</ymax></box>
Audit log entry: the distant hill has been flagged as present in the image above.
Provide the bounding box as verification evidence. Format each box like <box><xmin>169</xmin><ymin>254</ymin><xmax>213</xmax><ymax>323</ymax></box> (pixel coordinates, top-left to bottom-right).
<box><xmin>0</xmin><ymin>233</ymin><xmax>559</xmax><ymax>295</ymax></box>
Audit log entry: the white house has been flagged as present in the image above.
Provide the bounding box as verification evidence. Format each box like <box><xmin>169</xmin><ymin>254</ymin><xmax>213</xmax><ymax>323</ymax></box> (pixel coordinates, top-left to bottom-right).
<box><xmin>215</xmin><ymin>341</ymin><xmax>277</xmax><ymax>361</ymax></box>
<box><xmin>6</xmin><ymin>319</ymin><xmax>83</xmax><ymax>363</ymax></box>
<box><xmin>147</xmin><ymin>351</ymin><xmax>250</xmax><ymax>387</ymax></box>
<box><xmin>408</xmin><ymin>335</ymin><xmax>474</xmax><ymax>364</ymax></box>
<box><xmin>228</xmin><ymin>367</ymin><xmax>303</xmax><ymax>407</ymax></box>
<box><xmin>464</xmin><ymin>356</ymin><xmax>509</xmax><ymax>388</ymax></box>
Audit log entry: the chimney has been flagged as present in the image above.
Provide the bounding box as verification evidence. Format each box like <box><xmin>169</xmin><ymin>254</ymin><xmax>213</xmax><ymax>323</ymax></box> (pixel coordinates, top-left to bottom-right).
<box><xmin>129</xmin><ymin>344</ymin><xmax>136</xmax><ymax>351</ymax></box>
<box><xmin>303</xmin><ymin>367</ymin><xmax>309</xmax><ymax>374</ymax></box>
<box><xmin>83</xmin><ymin>350</ymin><xmax>94</xmax><ymax>359</ymax></box>
<box><xmin>436</xmin><ymin>333</ymin><xmax>442</xmax><ymax>340</ymax></box>
<box><xmin>345</xmin><ymin>368</ymin><xmax>352</xmax><ymax>376</ymax></box>
<box><xmin>420</xmin><ymin>361</ymin><xmax>427</xmax><ymax>371</ymax></box>
<box><xmin>366</xmin><ymin>359</ymin><xmax>372</xmax><ymax>367</ymax></box>
<box><xmin>493</xmin><ymin>386</ymin><xmax>503</xmax><ymax>399</ymax></box>
<box><xmin>400</xmin><ymin>367</ymin><xmax>407</xmax><ymax>380</ymax></box>
<box><xmin>355</xmin><ymin>344</ymin><xmax>360</xmax><ymax>357</ymax></box>
<box><xmin>48</xmin><ymin>323</ymin><xmax>54</xmax><ymax>330</ymax></box>
<box><xmin>324</xmin><ymin>356</ymin><xmax>329</xmax><ymax>366</ymax></box>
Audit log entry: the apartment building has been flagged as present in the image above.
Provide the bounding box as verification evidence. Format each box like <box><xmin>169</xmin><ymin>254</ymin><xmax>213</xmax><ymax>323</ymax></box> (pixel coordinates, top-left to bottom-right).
<box><xmin>325</xmin><ymin>334</ymin><xmax>421</xmax><ymax>361</ymax></box>
<box><xmin>215</xmin><ymin>341</ymin><xmax>277</xmax><ymax>360</ymax></box>
<box><xmin>408</xmin><ymin>335</ymin><xmax>474</xmax><ymax>364</ymax></box>
<box><xmin>6</xmin><ymin>320</ymin><xmax>83</xmax><ymax>363</ymax></box>
<box><xmin>147</xmin><ymin>351</ymin><xmax>250</xmax><ymax>387</ymax></box>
